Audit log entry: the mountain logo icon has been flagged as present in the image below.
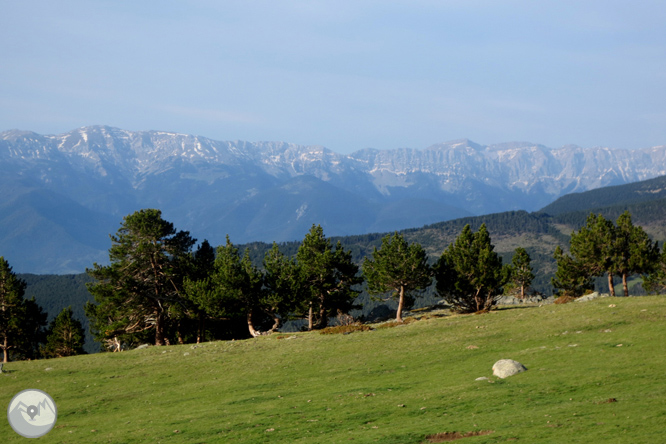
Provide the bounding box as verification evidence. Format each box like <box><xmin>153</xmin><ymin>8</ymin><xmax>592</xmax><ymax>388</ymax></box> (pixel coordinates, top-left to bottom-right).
<box><xmin>7</xmin><ymin>389</ymin><xmax>57</xmax><ymax>438</ymax></box>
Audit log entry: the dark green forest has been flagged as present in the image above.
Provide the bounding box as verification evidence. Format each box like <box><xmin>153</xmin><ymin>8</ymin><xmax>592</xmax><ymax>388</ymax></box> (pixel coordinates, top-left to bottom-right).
<box><xmin>19</xmin><ymin>273</ymin><xmax>97</xmax><ymax>353</ymax></box>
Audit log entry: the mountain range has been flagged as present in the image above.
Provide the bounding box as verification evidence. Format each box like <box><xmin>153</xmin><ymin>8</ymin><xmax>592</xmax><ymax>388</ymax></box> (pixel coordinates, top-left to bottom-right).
<box><xmin>2</xmin><ymin>125</ymin><xmax>666</xmax><ymax>273</ymax></box>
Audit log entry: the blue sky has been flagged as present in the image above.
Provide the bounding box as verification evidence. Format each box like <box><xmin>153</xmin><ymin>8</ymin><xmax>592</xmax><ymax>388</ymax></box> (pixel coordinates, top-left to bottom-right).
<box><xmin>2</xmin><ymin>1</ymin><xmax>665</xmax><ymax>153</ymax></box>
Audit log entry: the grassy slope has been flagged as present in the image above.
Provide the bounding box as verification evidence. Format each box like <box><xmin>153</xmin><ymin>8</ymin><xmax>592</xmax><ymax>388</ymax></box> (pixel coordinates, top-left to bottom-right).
<box><xmin>2</xmin><ymin>297</ymin><xmax>665</xmax><ymax>443</ymax></box>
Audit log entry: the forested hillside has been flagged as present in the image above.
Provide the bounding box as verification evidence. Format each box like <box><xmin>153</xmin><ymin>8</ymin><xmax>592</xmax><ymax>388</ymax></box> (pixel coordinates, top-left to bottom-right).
<box><xmin>19</xmin><ymin>273</ymin><xmax>98</xmax><ymax>353</ymax></box>
<box><xmin>540</xmin><ymin>174</ymin><xmax>666</xmax><ymax>216</ymax></box>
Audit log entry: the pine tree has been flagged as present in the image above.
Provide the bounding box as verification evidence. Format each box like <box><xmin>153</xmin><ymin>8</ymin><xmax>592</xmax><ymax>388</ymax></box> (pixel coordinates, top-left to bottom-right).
<box><xmin>569</xmin><ymin>214</ymin><xmax>617</xmax><ymax>296</ymax></box>
<box><xmin>643</xmin><ymin>246</ymin><xmax>666</xmax><ymax>294</ymax></box>
<box><xmin>200</xmin><ymin>237</ymin><xmax>262</xmax><ymax>336</ymax></box>
<box><xmin>16</xmin><ymin>297</ymin><xmax>48</xmax><ymax>360</ymax></box>
<box><xmin>0</xmin><ymin>257</ymin><xmax>47</xmax><ymax>362</ymax></box>
<box><xmin>362</xmin><ymin>232</ymin><xmax>432</xmax><ymax>322</ymax></box>
<box><xmin>86</xmin><ymin>209</ymin><xmax>196</xmax><ymax>350</ymax></box>
<box><xmin>551</xmin><ymin>246</ymin><xmax>593</xmax><ymax>298</ymax></box>
<box><xmin>262</xmin><ymin>243</ymin><xmax>302</xmax><ymax>331</ymax></box>
<box><xmin>43</xmin><ymin>307</ymin><xmax>86</xmax><ymax>358</ymax></box>
<box><xmin>296</xmin><ymin>225</ymin><xmax>362</xmax><ymax>330</ymax></box>
<box><xmin>182</xmin><ymin>240</ymin><xmax>217</xmax><ymax>343</ymax></box>
<box><xmin>506</xmin><ymin>247</ymin><xmax>534</xmax><ymax>299</ymax></box>
<box><xmin>612</xmin><ymin>211</ymin><xmax>658</xmax><ymax>297</ymax></box>
<box><xmin>434</xmin><ymin>224</ymin><xmax>506</xmax><ymax>313</ymax></box>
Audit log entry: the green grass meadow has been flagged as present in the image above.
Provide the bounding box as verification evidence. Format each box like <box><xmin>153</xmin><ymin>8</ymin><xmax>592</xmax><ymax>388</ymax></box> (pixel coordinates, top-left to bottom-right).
<box><xmin>2</xmin><ymin>297</ymin><xmax>665</xmax><ymax>443</ymax></box>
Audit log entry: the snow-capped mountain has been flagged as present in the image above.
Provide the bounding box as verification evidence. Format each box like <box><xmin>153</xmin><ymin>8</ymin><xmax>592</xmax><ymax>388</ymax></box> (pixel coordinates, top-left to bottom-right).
<box><xmin>1</xmin><ymin>126</ymin><xmax>665</xmax><ymax>273</ymax></box>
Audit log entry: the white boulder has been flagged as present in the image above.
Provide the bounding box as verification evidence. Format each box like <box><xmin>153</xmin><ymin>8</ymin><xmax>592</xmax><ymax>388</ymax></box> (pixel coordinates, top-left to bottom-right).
<box><xmin>492</xmin><ymin>359</ymin><xmax>527</xmax><ymax>378</ymax></box>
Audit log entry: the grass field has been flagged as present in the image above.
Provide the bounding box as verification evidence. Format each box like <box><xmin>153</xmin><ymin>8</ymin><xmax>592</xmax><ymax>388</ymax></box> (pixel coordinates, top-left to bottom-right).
<box><xmin>2</xmin><ymin>296</ymin><xmax>665</xmax><ymax>443</ymax></box>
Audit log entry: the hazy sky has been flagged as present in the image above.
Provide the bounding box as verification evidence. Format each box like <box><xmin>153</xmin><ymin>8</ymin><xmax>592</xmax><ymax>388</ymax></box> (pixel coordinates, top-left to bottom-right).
<box><xmin>2</xmin><ymin>1</ymin><xmax>665</xmax><ymax>153</ymax></box>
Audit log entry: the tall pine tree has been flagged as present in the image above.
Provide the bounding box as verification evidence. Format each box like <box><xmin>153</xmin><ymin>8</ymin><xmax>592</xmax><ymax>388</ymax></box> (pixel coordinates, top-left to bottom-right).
<box><xmin>569</xmin><ymin>214</ymin><xmax>617</xmax><ymax>296</ymax></box>
<box><xmin>612</xmin><ymin>211</ymin><xmax>658</xmax><ymax>297</ymax></box>
<box><xmin>86</xmin><ymin>209</ymin><xmax>196</xmax><ymax>350</ymax></box>
<box><xmin>296</xmin><ymin>225</ymin><xmax>362</xmax><ymax>330</ymax></box>
<box><xmin>434</xmin><ymin>224</ymin><xmax>506</xmax><ymax>313</ymax></box>
<box><xmin>362</xmin><ymin>232</ymin><xmax>432</xmax><ymax>322</ymax></box>
<box><xmin>551</xmin><ymin>246</ymin><xmax>593</xmax><ymax>298</ymax></box>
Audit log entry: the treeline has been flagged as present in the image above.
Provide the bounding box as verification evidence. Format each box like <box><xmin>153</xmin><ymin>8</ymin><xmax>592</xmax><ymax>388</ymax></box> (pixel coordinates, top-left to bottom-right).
<box><xmin>79</xmin><ymin>209</ymin><xmax>548</xmax><ymax>351</ymax></box>
<box><xmin>3</xmin><ymin>207</ymin><xmax>665</xmax><ymax>359</ymax></box>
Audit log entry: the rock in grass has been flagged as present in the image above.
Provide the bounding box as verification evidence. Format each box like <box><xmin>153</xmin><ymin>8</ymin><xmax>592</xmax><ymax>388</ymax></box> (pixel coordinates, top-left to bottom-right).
<box><xmin>576</xmin><ymin>292</ymin><xmax>600</xmax><ymax>302</ymax></box>
<box><xmin>492</xmin><ymin>359</ymin><xmax>527</xmax><ymax>378</ymax></box>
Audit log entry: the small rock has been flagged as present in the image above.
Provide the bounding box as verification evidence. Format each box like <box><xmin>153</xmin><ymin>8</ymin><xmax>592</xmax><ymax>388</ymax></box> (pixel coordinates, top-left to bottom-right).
<box><xmin>492</xmin><ymin>359</ymin><xmax>527</xmax><ymax>379</ymax></box>
<box><xmin>135</xmin><ymin>344</ymin><xmax>151</xmax><ymax>350</ymax></box>
<box><xmin>576</xmin><ymin>292</ymin><xmax>600</xmax><ymax>302</ymax></box>
<box><xmin>616</xmin><ymin>344</ymin><xmax>623</xmax><ymax>347</ymax></box>
<box><xmin>608</xmin><ymin>304</ymin><xmax>617</xmax><ymax>308</ymax></box>
<box><xmin>475</xmin><ymin>376</ymin><xmax>489</xmax><ymax>381</ymax></box>
<box><xmin>44</xmin><ymin>368</ymin><xmax>53</xmax><ymax>371</ymax></box>
<box><xmin>183</xmin><ymin>352</ymin><xmax>190</xmax><ymax>356</ymax></box>
<box><xmin>467</xmin><ymin>345</ymin><xmax>479</xmax><ymax>349</ymax></box>
<box><xmin>603</xmin><ymin>329</ymin><xmax>612</xmax><ymax>333</ymax></box>
<box><xmin>397</xmin><ymin>404</ymin><xmax>405</xmax><ymax>407</ymax></box>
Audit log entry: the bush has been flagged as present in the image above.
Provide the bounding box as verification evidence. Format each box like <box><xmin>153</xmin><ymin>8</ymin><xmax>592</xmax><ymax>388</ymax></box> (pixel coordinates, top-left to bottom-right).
<box><xmin>319</xmin><ymin>324</ymin><xmax>372</xmax><ymax>335</ymax></box>
<box><xmin>374</xmin><ymin>317</ymin><xmax>418</xmax><ymax>329</ymax></box>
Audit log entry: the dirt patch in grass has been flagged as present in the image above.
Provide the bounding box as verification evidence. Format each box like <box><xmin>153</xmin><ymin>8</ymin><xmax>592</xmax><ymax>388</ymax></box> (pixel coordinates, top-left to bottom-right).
<box><xmin>425</xmin><ymin>430</ymin><xmax>493</xmax><ymax>442</ymax></box>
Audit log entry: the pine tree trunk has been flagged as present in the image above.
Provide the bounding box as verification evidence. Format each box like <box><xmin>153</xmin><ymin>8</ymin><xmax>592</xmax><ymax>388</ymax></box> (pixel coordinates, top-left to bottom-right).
<box><xmin>608</xmin><ymin>272</ymin><xmax>616</xmax><ymax>297</ymax></box>
<box><xmin>247</xmin><ymin>310</ymin><xmax>261</xmax><ymax>337</ymax></box>
<box><xmin>396</xmin><ymin>286</ymin><xmax>405</xmax><ymax>322</ymax></box>
<box><xmin>177</xmin><ymin>325</ymin><xmax>184</xmax><ymax>345</ymax></box>
<box><xmin>2</xmin><ymin>336</ymin><xmax>8</xmax><ymax>363</ymax></box>
<box><xmin>622</xmin><ymin>274</ymin><xmax>629</xmax><ymax>297</ymax></box>
<box><xmin>318</xmin><ymin>296</ymin><xmax>328</xmax><ymax>329</ymax></box>
<box><xmin>520</xmin><ymin>284</ymin><xmax>525</xmax><ymax>299</ymax></box>
<box><xmin>474</xmin><ymin>288</ymin><xmax>483</xmax><ymax>312</ymax></box>
<box><xmin>197</xmin><ymin>312</ymin><xmax>205</xmax><ymax>344</ymax></box>
<box><xmin>308</xmin><ymin>302</ymin><xmax>314</xmax><ymax>331</ymax></box>
<box><xmin>155</xmin><ymin>312</ymin><xmax>165</xmax><ymax>346</ymax></box>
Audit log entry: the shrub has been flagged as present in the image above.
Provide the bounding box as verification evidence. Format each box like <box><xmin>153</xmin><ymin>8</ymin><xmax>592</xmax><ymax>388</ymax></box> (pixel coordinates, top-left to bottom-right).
<box><xmin>319</xmin><ymin>324</ymin><xmax>372</xmax><ymax>335</ymax></box>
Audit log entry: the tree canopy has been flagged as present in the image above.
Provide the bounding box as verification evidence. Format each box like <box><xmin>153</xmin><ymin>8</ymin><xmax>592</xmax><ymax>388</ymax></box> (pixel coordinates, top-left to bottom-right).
<box><xmin>434</xmin><ymin>224</ymin><xmax>506</xmax><ymax>313</ymax></box>
<box><xmin>505</xmin><ymin>247</ymin><xmax>535</xmax><ymax>299</ymax></box>
<box><xmin>362</xmin><ymin>232</ymin><xmax>432</xmax><ymax>322</ymax></box>
<box><xmin>43</xmin><ymin>306</ymin><xmax>86</xmax><ymax>358</ymax></box>
<box><xmin>86</xmin><ymin>209</ymin><xmax>196</xmax><ymax>350</ymax></box>
<box><xmin>296</xmin><ymin>225</ymin><xmax>362</xmax><ymax>330</ymax></box>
